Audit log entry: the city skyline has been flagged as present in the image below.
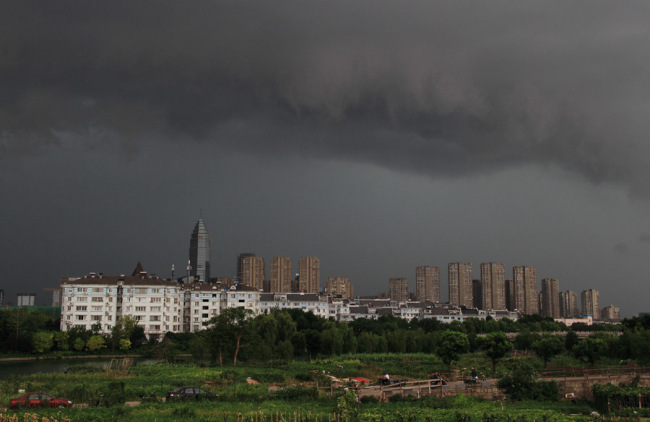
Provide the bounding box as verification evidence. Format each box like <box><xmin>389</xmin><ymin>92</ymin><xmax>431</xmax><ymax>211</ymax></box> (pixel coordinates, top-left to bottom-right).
<box><xmin>2</xmin><ymin>2</ymin><xmax>650</xmax><ymax>317</ymax></box>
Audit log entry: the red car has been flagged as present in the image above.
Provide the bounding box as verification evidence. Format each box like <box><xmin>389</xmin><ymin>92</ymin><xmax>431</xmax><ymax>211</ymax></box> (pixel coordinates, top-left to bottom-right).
<box><xmin>10</xmin><ymin>392</ymin><xmax>73</xmax><ymax>409</ymax></box>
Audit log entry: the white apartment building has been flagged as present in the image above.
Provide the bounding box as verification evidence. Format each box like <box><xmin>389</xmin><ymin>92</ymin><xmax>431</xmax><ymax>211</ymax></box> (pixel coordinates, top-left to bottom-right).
<box><xmin>259</xmin><ymin>293</ymin><xmax>330</xmax><ymax>319</ymax></box>
<box><xmin>220</xmin><ymin>284</ymin><xmax>262</xmax><ymax>314</ymax></box>
<box><xmin>184</xmin><ymin>283</ymin><xmax>222</xmax><ymax>333</ymax></box>
<box><xmin>61</xmin><ymin>271</ymin><xmax>521</xmax><ymax>340</ymax></box>
<box><xmin>61</xmin><ymin>272</ymin><xmax>183</xmax><ymax>339</ymax></box>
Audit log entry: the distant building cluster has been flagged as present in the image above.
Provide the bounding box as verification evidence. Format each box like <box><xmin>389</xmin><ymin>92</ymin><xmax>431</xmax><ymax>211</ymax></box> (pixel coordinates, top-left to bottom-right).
<box><xmin>56</xmin><ymin>218</ymin><xmax>622</xmax><ymax>339</ymax></box>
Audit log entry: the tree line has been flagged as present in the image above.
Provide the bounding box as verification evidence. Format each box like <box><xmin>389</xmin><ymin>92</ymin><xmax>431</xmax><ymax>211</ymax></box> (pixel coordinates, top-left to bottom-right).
<box><xmin>3</xmin><ymin>306</ymin><xmax>650</xmax><ymax>368</ymax></box>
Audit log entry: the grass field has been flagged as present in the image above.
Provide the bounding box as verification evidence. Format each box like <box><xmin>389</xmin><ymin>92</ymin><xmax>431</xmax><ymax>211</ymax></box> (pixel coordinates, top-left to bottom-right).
<box><xmin>0</xmin><ymin>354</ymin><xmax>606</xmax><ymax>421</ymax></box>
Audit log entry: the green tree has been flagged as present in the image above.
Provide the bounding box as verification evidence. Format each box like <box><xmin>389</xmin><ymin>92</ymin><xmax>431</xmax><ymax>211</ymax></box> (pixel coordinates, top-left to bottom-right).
<box><xmin>86</xmin><ymin>335</ymin><xmax>106</xmax><ymax>352</ymax></box>
<box><xmin>73</xmin><ymin>337</ymin><xmax>85</xmax><ymax>351</ymax></box>
<box><xmin>436</xmin><ymin>330</ymin><xmax>469</xmax><ymax>365</ymax></box>
<box><xmin>111</xmin><ymin>315</ymin><xmax>140</xmax><ymax>351</ymax></box>
<box><xmin>481</xmin><ymin>332</ymin><xmax>513</xmax><ymax>375</ymax></box>
<box><xmin>119</xmin><ymin>338</ymin><xmax>131</xmax><ymax>351</ymax></box>
<box><xmin>53</xmin><ymin>331</ymin><xmax>69</xmax><ymax>351</ymax></box>
<box><xmin>32</xmin><ymin>331</ymin><xmax>54</xmax><ymax>354</ymax></box>
<box><xmin>572</xmin><ymin>337</ymin><xmax>606</xmax><ymax>366</ymax></box>
<box><xmin>497</xmin><ymin>359</ymin><xmax>558</xmax><ymax>401</ymax></box>
<box><xmin>336</xmin><ymin>390</ymin><xmax>359</xmax><ymax>421</ymax></box>
<box><xmin>208</xmin><ymin>307</ymin><xmax>253</xmax><ymax>366</ymax></box>
<box><xmin>188</xmin><ymin>333</ymin><xmax>208</xmax><ymax>360</ymax></box>
<box><xmin>531</xmin><ymin>336</ymin><xmax>564</xmax><ymax>367</ymax></box>
<box><xmin>514</xmin><ymin>330</ymin><xmax>541</xmax><ymax>351</ymax></box>
<box><xmin>564</xmin><ymin>330</ymin><xmax>579</xmax><ymax>351</ymax></box>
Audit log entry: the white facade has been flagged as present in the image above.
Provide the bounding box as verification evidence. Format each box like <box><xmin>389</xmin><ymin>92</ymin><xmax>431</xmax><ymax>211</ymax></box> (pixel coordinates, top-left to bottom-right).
<box><xmin>185</xmin><ymin>284</ymin><xmax>222</xmax><ymax>332</ymax></box>
<box><xmin>61</xmin><ymin>272</ymin><xmax>183</xmax><ymax>339</ymax></box>
<box><xmin>61</xmin><ymin>272</ymin><xmax>520</xmax><ymax>340</ymax></box>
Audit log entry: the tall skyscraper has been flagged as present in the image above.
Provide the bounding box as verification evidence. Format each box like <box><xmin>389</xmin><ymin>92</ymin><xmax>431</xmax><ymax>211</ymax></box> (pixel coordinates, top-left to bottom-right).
<box><xmin>560</xmin><ymin>290</ymin><xmax>579</xmax><ymax>318</ymax></box>
<box><xmin>189</xmin><ymin>218</ymin><xmax>210</xmax><ymax>282</ymax></box>
<box><xmin>271</xmin><ymin>256</ymin><xmax>292</xmax><ymax>293</ymax></box>
<box><xmin>327</xmin><ymin>277</ymin><xmax>354</xmax><ymax>299</ymax></box>
<box><xmin>415</xmin><ymin>266</ymin><xmax>440</xmax><ymax>303</ymax></box>
<box><xmin>480</xmin><ymin>263</ymin><xmax>506</xmax><ymax>310</ymax></box>
<box><xmin>448</xmin><ymin>262</ymin><xmax>473</xmax><ymax>308</ymax></box>
<box><xmin>298</xmin><ymin>257</ymin><xmax>320</xmax><ymax>293</ymax></box>
<box><xmin>240</xmin><ymin>255</ymin><xmax>265</xmax><ymax>291</ymax></box>
<box><xmin>389</xmin><ymin>277</ymin><xmax>409</xmax><ymax>303</ymax></box>
<box><xmin>581</xmin><ymin>289</ymin><xmax>600</xmax><ymax>319</ymax></box>
<box><xmin>513</xmin><ymin>266</ymin><xmax>538</xmax><ymax>314</ymax></box>
<box><xmin>541</xmin><ymin>278</ymin><xmax>560</xmax><ymax>318</ymax></box>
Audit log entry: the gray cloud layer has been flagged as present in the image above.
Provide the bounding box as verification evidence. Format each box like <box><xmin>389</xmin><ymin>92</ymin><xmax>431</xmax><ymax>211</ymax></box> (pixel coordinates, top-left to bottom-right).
<box><xmin>2</xmin><ymin>2</ymin><xmax>650</xmax><ymax>193</ymax></box>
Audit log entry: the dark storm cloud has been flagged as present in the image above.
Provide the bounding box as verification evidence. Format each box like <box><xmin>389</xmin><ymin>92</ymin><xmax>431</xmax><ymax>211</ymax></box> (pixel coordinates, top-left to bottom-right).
<box><xmin>3</xmin><ymin>2</ymin><xmax>650</xmax><ymax>192</ymax></box>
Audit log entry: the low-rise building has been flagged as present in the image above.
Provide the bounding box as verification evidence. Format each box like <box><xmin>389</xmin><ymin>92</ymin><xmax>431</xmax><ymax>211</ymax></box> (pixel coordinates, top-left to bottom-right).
<box><xmin>61</xmin><ymin>271</ymin><xmax>182</xmax><ymax>340</ymax></box>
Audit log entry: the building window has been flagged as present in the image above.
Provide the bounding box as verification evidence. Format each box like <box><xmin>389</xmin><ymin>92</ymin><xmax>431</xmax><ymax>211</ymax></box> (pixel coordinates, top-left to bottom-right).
<box><xmin>76</xmin><ymin>315</ymin><xmax>85</xmax><ymax>320</ymax></box>
<box><xmin>91</xmin><ymin>315</ymin><xmax>102</xmax><ymax>321</ymax></box>
<box><xmin>92</xmin><ymin>297</ymin><xmax>103</xmax><ymax>302</ymax></box>
<box><xmin>151</xmin><ymin>297</ymin><xmax>162</xmax><ymax>303</ymax></box>
<box><xmin>77</xmin><ymin>288</ymin><xmax>87</xmax><ymax>293</ymax></box>
<box><xmin>135</xmin><ymin>306</ymin><xmax>146</xmax><ymax>312</ymax></box>
<box><xmin>77</xmin><ymin>297</ymin><xmax>87</xmax><ymax>302</ymax></box>
<box><xmin>91</xmin><ymin>306</ymin><xmax>102</xmax><ymax>312</ymax></box>
<box><xmin>150</xmin><ymin>316</ymin><xmax>160</xmax><ymax>322</ymax></box>
<box><xmin>75</xmin><ymin>306</ymin><xmax>87</xmax><ymax>311</ymax></box>
<box><xmin>151</xmin><ymin>306</ymin><xmax>161</xmax><ymax>312</ymax></box>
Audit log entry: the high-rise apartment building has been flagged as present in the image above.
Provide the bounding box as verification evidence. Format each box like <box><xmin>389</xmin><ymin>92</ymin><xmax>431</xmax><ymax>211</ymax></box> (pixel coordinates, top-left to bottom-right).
<box><xmin>505</xmin><ymin>279</ymin><xmax>515</xmax><ymax>311</ymax></box>
<box><xmin>189</xmin><ymin>219</ymin><xmax>211</xmax><ymax>283</ymax></box>
<box><xmin>298</xmin><ymin>257</ymin><xmax>320</xmax><ymax>293</ymax></box>
<box><xmin>271</xmin><ymin>256</ymin><xmax>292</xmax><ymax>293</ymax></box>
<box><xmin>240</xmin><ymin>255</ymin><xmax>265</xmax><ymax>291</ymax></box>
<box><xmin>480</xmin><ymin>263</ymin><xmax>506</xmax><ymax>310</ymax></box>
<box><xmin>389</xmin><ymin>278</ymin><xmax>409</xmax><ymax>303</ymax></box>
<box><xmin>581</xmin><ymin>289</ymin><xmax>600</xmax><ymax>319</ymax></box>
<box><xmin>601</xmin><ymin>305</ymin><xmax>620</xmax><ymax>322</ymax></box>
<box><xmin>560</xmin><ymin>290</ymin><xmax>579</xmax><ymax>318</ymax></box>
<box><xmin>237</xmin><ymin>253</ymin><xmax>256</xmax><ymax>281</ymax></box>
<box><xmin>327</xmin><ymin>277</ymin><xmax>354</xmax><ymax>299</ymax></box>
<box><xmin>448</xmin><ymin>263</ymin><xmax>473</xmax><ymax>308</ymax></box>
<box><xmin>472</xmin><ymin>280</ymin><xmax>482</xmax><ymax>309</ymax></box>
<box><xmin>415</xmin><ymin>266</ymin><xmax>440</xmax><ymax>303</ymax></box>
<box><xmin>513</xmin><ymin>266</ymin><xmax>538</xmax><ymax>314</ymax></box>
<box><xmin>541</xmin><ymin>278</ymin><xmax>560</xmax><ymax>318</ymax></box>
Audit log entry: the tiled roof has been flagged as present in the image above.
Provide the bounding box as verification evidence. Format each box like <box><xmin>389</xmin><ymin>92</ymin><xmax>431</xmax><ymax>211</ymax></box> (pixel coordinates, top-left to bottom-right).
<box><xmin>286</xmin><ymin>293</ymin><xmax>320</xmax><ymax>302</ymax></box>
<box><xmin>349</xmin><ymin>306</ymin><xmax>369</xmax><ymax>314</ymax></box>
<box><xmin>61</xmin><ymin>273</ymin><xmax>178</xmax><ymax>287</ymax></box>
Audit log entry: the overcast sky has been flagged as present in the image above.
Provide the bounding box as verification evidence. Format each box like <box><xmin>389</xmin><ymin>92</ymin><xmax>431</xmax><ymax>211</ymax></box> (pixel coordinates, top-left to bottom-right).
<box><xmin>2</xmin><ymin>2</ymin><xmax>649</xmax><ymax>316</ymax></box>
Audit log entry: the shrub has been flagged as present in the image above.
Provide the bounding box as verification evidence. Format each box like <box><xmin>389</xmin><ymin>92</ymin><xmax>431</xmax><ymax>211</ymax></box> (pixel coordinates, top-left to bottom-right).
<box><xmin>388</xmin><ymin>394</ymin><xmax>419</xmax><ymax>403</ymax></box>
<box><xmin>273</xmin><ymin>386</ymin><xmax>318</xmax><ymax>401</ymax></box>
<box><xmin>172</xmin><ymin>405</ymin><xmax>197</xmax><ymax>418</ymax></box>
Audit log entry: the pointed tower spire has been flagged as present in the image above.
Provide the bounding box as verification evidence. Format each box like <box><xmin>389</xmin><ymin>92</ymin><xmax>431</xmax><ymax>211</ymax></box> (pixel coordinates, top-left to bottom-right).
<box><xmin>189</xmin><ymin>218</ymin><xmax>211</xmax><ymax>282</ymax></box>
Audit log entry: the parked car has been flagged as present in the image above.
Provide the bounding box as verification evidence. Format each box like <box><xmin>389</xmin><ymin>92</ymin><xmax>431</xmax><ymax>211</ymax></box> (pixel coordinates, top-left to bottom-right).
<box><xmin>165</xmin><ymin>386</ymin><xmax>217</xmax><ymax>401</ymax></box>
<box><xmin>10</xmin><ymin>392</ymin><xmax>73</xmax><ymax>409</ymax></box>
